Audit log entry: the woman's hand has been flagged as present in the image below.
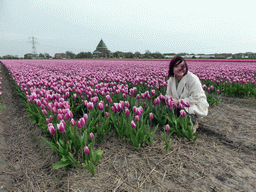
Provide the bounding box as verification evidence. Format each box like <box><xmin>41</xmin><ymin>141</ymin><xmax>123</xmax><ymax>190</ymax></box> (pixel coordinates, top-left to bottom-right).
<box><xmin>172</xmin><ymin>98</ymin><xmax>179</xmax><ymax>105</ymax></box>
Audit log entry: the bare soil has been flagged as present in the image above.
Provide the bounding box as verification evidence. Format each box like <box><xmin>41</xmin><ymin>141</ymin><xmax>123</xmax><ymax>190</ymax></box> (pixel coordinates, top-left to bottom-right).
<box><xmin>0</xmin><ymin>62</ymin><xmax>256</xmax><ymax>191</ymax></box>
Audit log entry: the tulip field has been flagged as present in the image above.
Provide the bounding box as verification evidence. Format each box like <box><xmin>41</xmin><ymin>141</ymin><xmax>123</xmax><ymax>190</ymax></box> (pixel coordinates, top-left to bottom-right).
<box><xmin>1</xmin><ymin>59</ymin><xmax>256</xmax><ymax>175</ymax></box>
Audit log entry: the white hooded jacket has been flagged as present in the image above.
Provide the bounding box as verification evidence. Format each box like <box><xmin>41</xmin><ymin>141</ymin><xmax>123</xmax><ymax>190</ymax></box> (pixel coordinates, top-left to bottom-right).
<box><xmin>165</xmin><ymin>71</ymin><xmax>209</xmax><ymax>119</ymax></box>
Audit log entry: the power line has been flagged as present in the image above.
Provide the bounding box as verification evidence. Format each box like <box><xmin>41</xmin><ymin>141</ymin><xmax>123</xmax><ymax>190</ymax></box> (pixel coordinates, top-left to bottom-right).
<box><xmin>28</xmin><ymin>36</ymin><xmax>38</xmax><ymax>55</ymax></box>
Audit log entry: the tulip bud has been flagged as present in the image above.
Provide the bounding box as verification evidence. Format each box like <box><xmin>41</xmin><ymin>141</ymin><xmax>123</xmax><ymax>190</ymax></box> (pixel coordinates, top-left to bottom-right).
<box><xmin>71</xmin><ymin>118</ymin><xmax>76</xmax><ymax>126</ymax></box>
<box><xmin>89</xmin><ymin>132</ymin><xmax>94</xmax><ymax>140</ymax></box>
<box><xmin>131</xmin><ymin>120</ymin><xmax>136</xmax><ymax>128</ymax></box>
<box><xmin>84</xmin><ymin>146</ymin><xmax>89</xmax><ymax>154</ymax></box>
<box><xmin>48</xmin><ymin>125</ymin><xmax>56</xmax><ymax>135</ymax></box>
<box><xmin>165</xmin><ymin>124</ymin><xmax>170</xmax><ymax>131</ymax></box>
<box><xmin>125</xmin><ymin>108</ymin><xmax>130</xmax><ymax>116</ymax></box>
<box><xmin>135</xmin><ymin>115</ymin><xmax>140</xmax><ymax>121</ymax></box>
<box><xmin>83</xmin><ymin>113</ymin><xmax>88</xmax><ymax>121</ymax></box>
<box><xmin>57</xmin><ymin>122</ymin><xmax>65</xmax><ymax>132</ymax></box>
<box><xmin>105</xmin><ymin>112</ymin><xmax>110</xmax><ymax>117</ymax></box>
<box><xmin>149</xmin><ymin>113</ymin><xmax>154</xmax><ymax>120</ymax></box>
<box><xmin>180</xmin><ymin>110</ymin><xmax>186</xmax><ymax>117</ymax></box>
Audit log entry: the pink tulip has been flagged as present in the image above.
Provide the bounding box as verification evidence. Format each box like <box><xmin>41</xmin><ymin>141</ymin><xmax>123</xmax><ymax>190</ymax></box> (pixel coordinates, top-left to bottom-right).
<box><xmin>57</xmin><ymin>122</ymin><xmax>65</xmax><ymax>132</ymax></box>
<box><xmin>180</xmin><ymin>110</ymin><xmax>186</xmax><ymax>117</ymax></box>
<box><xmin>178</xmin><ymin>103</ymin><xmax>183</xmax><ymax>110</ymax></box>
<box><xmin>135</xmin><ymin>115</ymin><xmax>140</xmax><ymax>121</ymax></box>
<box><xmin>42</xmin><ymin>109</ymin><xmax>47</xmax><ymax>115</ymax></box>
<box><xmin>125</xmin><ymin>108</ymin><xmax>130</xmax><ymax>116</ymax></box>
<box><xmin>105</xmin><ymin>112</ymin><xmax>110</xmax><ymax>117</ymax></box>
<box><xmin>124</xmin><ymin>101</ymin><xmax>130</xmax><ymax>108</ymax></box>
<box><xmin>217</xmin><ymin>89</ymin><xmax>220</xmax><ymax>94</ymax></box>
<box><xmin>58</xmin><ymin>114</ymin><xmax>63</xmax><ymax>121</ymax></box>
<box><xmin>84</xmin><ymin>146</ymin><xmax>89</xmax><ymax>154</ymax></box>
<box><xmin>185</xmin><ymin>101</ymin><xmax>190</xmax><ymax>108</ymax></box>
<box><xmin>80</xmin><ymin>117</ymin><xmax>86</xmax><ymax>126</ymax></box>
<box><xmin>131</xmin><ymin>120</ymin><xmax>136</xmax><ymax>128</ymax></box>
<box><xmin>89</xmin><ymin>132</ymin><xmax>94</xmax><ymax>140</ymax></box>
<box><xmin>48</xmin><ymin>125</ymin><xmax>56</xmax><ymax>135</ymax></box>
<box><xmin>98</xmin><ymin>102</ymin><xmax>104</xmax><ymax>110</ymax></box>
<box><xmin>77</xmin><ymin>120</ymin><xmax>82</xmax><ymax>129</ymax></box>
<box><xmin>83</xmin><ymin>114</ymin><xmax>88</xmax><ymax>121</ymax></box>
<box><xmin>87</xmin><ymin>102</ymin><xmax>94</xmax><ymax>110</ymax></box>
<box><xmin>71</xmin><ymin>118</ymin><xmax>76</xmax><ymax>126</ymax></box>
<box><xmin>149</xmin><ymin>113</ymin><xmax>154</xmax><ymax>120</ymax></box>
<box><xmin>73</xmin><ymin>94</ymin><xmax>77</xmax><ymax>99</ymax></box>
<box><xmin>165</xmin><ymin>124</ymin><xmax>170</xmax><ymax>131</ymax></box>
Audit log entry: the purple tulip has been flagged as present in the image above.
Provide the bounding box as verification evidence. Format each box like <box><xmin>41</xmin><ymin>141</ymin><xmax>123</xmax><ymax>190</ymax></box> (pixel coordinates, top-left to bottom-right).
<box><xmin>98</xmin><ymin>102</ymin><xmax>104</xmax><ymax>110</ymax></box>
<box><xmin>165</xmin><ymin>124</ymin><xmax>170</xmax><ymax>131</ymax></box>
<box><xmin>125</xmin><ymin>108</ymin><xmax>130</xmax><ymax>116</ymax></box>
<box><xmin>124</xmin><ymin>101</ymin><xmax>130</xmax><ymax>108</ymax></box>
<box><xmin>178</xmin><ymin>103</ymin><xmax>183</xmax><ymax>110</ymax></box>
<box><xmin>77</xmin><ymin>120</ymin><xmax>82</xmax><ymax>129</ymax></box>
<box><xmin>135</xmin><ymin>115</ymin><xmax>140</xmax><ymax>122</ymax></box>
<box><xmin>180</xmin><ymin>110</ymin><xmax>186</xmax><ymax>117</ymax></box>
<box><xmin>83</xmin><ymin>114</ymin><xmax>88</xmax><ymax>121</ymax></box>
<box><xmin>149</xmin><ymin>113</ymin><xmax>154</xmax><ymax>120</ymax></box>
<box><xmin>71</xmin><ymin>118</ymin><xmax>76</xmax><ymax>126</ymax></box>
<box><xmin>73</xmin><ymin>94</ymin><xmax>77</xmax><ymax>99</ymax></box>
<box><xmin>80</xmin><ymin>117</ymin><xmax>86</xmax><ymax>126</ymax></box>
<box><xmin>105</xmin><ymin>112</ymin><xmax>110</xmax><ymax>117</ymax></box>
<box><xmin>48</xmin><ymin>125</ymin><xmax>56</xmax><ymax>135</ymax></box>
<box><xmin>131</xmin><ymin>120</ymin><xmax>136</xmax><ymax>128</ymax></box>
<box><xmin>57</xmin><ymin>122</ymin><xmax>65</xmax><ymax>133</ymax></box>
<box><xmin>87</xmin><ymin>102</ymin><xmax>94</xmax><ymax>110</ymax></box>
<box><xmin>42</xmin><ymin>109</ymin><xmax>47</xmax><ymax>115</ymax></box>
<box><xmin>89</xmin><ymin>132</ymin><xmax>94</xmax><ymax>140</ymax></box>
<box><xmin>84</xmin><ymin>146</ymin><xmax>89</xmax><ymax>154</ymax></box>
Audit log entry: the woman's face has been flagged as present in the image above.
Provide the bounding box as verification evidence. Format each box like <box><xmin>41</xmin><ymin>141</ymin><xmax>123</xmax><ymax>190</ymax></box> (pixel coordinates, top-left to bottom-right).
<box><xmin>173</xmin><ymin>61</ymin><xmax>186</xmax><ymax>79</ymax></box>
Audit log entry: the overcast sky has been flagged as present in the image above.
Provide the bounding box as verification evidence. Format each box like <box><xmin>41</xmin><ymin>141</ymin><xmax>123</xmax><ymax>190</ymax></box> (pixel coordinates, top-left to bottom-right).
<box><xmin>1</xmin><ymin>0</ymin><xmax>255</xmax><ymax>57</ymax></box>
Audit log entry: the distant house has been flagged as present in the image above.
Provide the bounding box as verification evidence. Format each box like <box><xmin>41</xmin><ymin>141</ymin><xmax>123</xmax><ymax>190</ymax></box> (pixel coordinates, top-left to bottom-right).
<box><xmin>55</xmin><ymin>53</ymin><xmax>67</xmax><ymax>59</ymax></box>
<box><xmin>93</xmin><ymin>39</ymin><xmax>111</xmax><ymax>58</ymax></box>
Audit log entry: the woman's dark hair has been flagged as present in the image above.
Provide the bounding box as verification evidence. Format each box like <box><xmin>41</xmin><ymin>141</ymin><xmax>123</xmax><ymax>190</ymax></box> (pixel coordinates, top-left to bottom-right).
<box><xmin>168</xmin><ymin>55</ymin><xmax>188</xmax><ymax>77</ymax></box>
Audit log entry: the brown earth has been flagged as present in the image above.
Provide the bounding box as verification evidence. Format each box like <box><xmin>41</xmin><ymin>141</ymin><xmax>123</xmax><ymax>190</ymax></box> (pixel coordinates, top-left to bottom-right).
<box><xmin>0</xmin><ymin>62</ymin><xmax>256</xmax><ymax>191</ymax></box>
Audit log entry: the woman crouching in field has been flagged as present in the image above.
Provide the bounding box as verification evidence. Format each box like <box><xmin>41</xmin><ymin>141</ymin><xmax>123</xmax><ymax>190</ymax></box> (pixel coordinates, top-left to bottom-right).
<box><xmin>165</xmin><ymin>55</ymin><xmax>209</xmax><ymax>133</ymax></box>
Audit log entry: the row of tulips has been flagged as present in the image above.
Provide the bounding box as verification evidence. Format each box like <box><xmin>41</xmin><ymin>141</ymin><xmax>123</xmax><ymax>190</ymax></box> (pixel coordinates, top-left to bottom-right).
<box><xmin>1</xmin><ymin>59</ymin><xmax>256</xmax><ymax>175</ymax></box>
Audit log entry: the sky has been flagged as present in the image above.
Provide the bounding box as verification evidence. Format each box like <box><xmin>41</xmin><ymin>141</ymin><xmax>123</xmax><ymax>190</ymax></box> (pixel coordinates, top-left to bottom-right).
<box><xmin>1</xmin><ymin>0</ymin><xmax>255</xmax><ymax>57</ymax></box>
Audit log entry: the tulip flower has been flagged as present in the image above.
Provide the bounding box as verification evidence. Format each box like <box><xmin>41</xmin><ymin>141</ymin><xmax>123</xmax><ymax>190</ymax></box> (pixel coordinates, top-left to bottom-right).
<box><xmin>180</xmin><ymin>110</ymin><xmax>186</xmax><ymax>117</ymax></box>
<box><xmin>80</xmin><ymin>117</ymin><xmax>86</xmax><ymax>126</ymax></box>
<box><xmin>57</xmin><ymin>122</ymin><xmax>65</xmax><ymax>132</ymax></box>
<box><xmin>71</xmin><ymin>118</ymin><xmax>76</xmax><ymax>126</ymax></box>
<box><xmin>84</xmin><ymin>146</ymin><xmax>89</xmax><ymax>154</ymax></box>
<box><xmin>178</xmin><ymin>103</ymin><xmax>183</xmax><ymax>110</ymax></box>
<box><xmin>149</xmin><ymin>113</ymin><xmax>154</xmax><ymax>120</ymax></box>
<box><xmin>89</xmin><ymin>132</ymin><xmax>94</xmax><ymax>140</ymax></box>
<box><xmin>83</xmin><ymin>114</ymin><xmax>88</xmax><ymax>121</ymax></box>
<box><xmin>135</xmin><ymin>115</ymin><xmax>140</xmax><ymax>122</ymax></box>
<box><xmin>105</xmin><ymin>112</ymin><xmax>110</xmax><ymax>117</ymax></box>
<box><xmin>165</xmin><ymin>124</ymin><xmax>170</xmax><ymax>131</ymax></box>
<box><xmin>98</xmin><ymin>102</ymin><xmax>104</xmax><ymax>110</ymax></box>
<box><xmin>77</xmin><ymin>120</ymin><xmax>82</xmax><ymax>129</ymax></box>
<box><xmin>131</xmin><ymin>120</ymin><xmax>136</xmax><ymax>128</ymax></box>
<box><xmin>125</xmin><ymin>108</ymin><xmax>130</xmax><ymax>116</ymax></box>
<box><xmin>48</xmin><ymin>125</ymin><xmax>56</xmax><ymax>135</ymax></box>
<box><xmin>42</xmin><ymin>109</ymin><xmax>47</xmax><ymax>115</ymax></box>
<box><xmin>73</xmin><ymin>94</ymin><xmax>77</xmax><ymax>99</ymax></box>
<box><xmin>87</xmin><ymin>102</ymin><xmax>94</xmax><ymax>110</ymax></box>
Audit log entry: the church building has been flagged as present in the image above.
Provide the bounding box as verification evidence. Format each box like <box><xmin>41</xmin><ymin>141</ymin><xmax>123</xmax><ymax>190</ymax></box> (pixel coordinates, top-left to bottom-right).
<box><xmin>93</xmin><ymin>39</ymin><xmax>112</xmax><ymax>58</ymax></box>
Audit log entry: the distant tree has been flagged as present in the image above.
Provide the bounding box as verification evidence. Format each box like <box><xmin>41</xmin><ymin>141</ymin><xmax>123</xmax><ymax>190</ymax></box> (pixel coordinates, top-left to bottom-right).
<box><xmin>76</xmin><ymin>52</ymin><xmax>86</xmax><ymax>58</ymax></box>
<box><xmin>125</xmin><ymin>52</ymin><xmax>134</xmax><ymax>58</ymax></box>
<box><xmin>134</xmin><ymin>51</ymin><xmax>141</xmax><ymax>58</ymax></box>
<box><xmin>39</xmin><ymin>53</ymin><xmax>45</xmax><ymax>58</ymax></box>
<box><xmin>153</xmin><ymin>51</ymin><xmax>163</xmax><ymax>59</ymax></box>
<box><xmin>44</xmin><ymin>53</ymin><xmax>50</xmax><ymax>59</ymax></box>
<box><xmin>65</xmin><ymin>51</ymin><xmax>76</xmax><ymax>59</ymax></box>
<box><xmin>144</xmin><ymin>50</ymin><xmax>151</xmax><ymax>58</ymax></box>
